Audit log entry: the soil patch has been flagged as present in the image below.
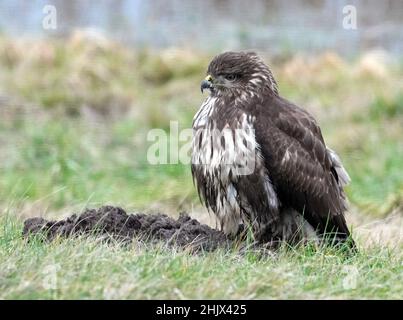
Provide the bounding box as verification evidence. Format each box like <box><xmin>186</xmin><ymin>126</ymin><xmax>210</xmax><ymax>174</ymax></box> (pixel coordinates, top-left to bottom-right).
<box><xmin>22</xmin><ymin>205</ymin><xmax>231</xmax><ymax>252</ymax></box>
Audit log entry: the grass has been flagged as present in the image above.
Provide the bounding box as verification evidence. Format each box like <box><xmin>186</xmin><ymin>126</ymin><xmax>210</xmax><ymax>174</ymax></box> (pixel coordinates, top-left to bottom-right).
<box><xmin>0</xmin><ymin>215</ymin><xmax>401</xmax><ymax>299</ymax></box>
<box><xmin>0</xmin><ymin>35</ymin><xmax>402</xmax><ymax>299</ymax></box>
<box><xmin>0</xmin><ymin>114</ymin><xmax>194</xmax><ymax>211</ymax></box>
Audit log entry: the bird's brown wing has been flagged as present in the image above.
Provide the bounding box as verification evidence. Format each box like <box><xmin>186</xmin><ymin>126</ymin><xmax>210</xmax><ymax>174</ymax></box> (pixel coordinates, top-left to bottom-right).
<box><xmin>252</xmin><ymin>95</ymin><xmax>351</xmax><ymax>240</ymax></box>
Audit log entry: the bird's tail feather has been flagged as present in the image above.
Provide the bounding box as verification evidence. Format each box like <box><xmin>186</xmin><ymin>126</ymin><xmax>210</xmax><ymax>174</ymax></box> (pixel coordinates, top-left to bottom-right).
<box><xmin>327</xmin><ymin>147</ymin><xmax>351</xmax><ymax>187</ymax></box>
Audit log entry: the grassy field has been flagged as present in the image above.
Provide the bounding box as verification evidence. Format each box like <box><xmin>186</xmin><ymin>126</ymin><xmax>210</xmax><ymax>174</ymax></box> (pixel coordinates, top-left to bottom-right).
<box><xmin>0</xmin><ymin>214</ymin><xmax>401</xmax><ymax>299</ymax></box>
<box><xmin>0</xmin><ymin>34</ymin><xmax>402</xmax><ymax>299</ymax></box>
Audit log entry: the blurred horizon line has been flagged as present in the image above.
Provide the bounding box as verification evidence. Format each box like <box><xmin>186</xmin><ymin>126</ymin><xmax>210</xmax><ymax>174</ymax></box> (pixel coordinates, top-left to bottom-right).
<box><xmin>0</xmin><ymin>0</ymin><xmax>403</xmax><ymax>57</ymax></box>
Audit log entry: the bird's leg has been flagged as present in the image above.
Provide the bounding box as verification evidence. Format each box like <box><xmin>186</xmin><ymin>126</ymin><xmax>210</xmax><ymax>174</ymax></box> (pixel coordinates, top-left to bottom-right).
<box><xmin>228</xmin><ymin>223</ymin><xmax>247</xmax><ymax>241</ymax></box>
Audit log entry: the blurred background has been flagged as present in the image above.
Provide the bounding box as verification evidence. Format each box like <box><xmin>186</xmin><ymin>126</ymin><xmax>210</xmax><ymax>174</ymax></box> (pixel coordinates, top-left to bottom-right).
<box><xmin>0</xmin><ymin>0</ymin><xmax>401</xmax><ymax>240</ymax></box>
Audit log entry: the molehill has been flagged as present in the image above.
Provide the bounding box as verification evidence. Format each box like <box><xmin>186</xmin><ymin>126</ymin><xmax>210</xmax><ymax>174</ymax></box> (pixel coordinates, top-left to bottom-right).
<box><xmin>22</xmin><ymin>205</ymin><xmax>231</xmax><ymax>252</ymax></box>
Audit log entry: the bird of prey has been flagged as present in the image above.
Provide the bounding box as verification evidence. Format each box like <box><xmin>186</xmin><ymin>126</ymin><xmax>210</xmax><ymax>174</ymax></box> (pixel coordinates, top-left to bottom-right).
<box><xmin>191</xmin><ymin>51</ymin><xmax>355</xmax><ymax>247</ymax></box>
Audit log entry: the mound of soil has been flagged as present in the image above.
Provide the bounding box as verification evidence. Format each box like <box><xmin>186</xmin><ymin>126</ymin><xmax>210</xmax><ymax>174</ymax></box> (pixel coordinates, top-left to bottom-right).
<box><xmin>22</xmin><ymin>206</ymin><xmax>230</xmax><ymax>252</ymax></box>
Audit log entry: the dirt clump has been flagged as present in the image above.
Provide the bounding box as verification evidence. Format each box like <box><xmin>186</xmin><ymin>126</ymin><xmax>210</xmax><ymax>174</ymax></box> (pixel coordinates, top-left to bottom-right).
<box><xmin>22</xmin><ymin>205</ymin><xmax>230</xmax><ymax>252</ymax></box>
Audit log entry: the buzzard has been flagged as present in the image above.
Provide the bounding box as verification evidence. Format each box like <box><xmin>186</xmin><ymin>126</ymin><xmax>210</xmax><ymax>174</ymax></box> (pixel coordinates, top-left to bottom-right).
<box><xmin>191</xmin><ymin>51</ymin><xmax>355</xmax><ymax>247</ymax></box>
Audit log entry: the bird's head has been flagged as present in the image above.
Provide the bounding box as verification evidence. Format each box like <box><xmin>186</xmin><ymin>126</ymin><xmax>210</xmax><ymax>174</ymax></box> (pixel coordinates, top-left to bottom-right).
<box><xmin>201</xmin><ymin>51</ymin><xmax>278</xmax><ymax>96</ymax></box>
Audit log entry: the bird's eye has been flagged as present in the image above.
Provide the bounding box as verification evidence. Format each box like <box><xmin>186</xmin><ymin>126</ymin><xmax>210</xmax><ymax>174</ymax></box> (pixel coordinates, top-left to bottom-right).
<box><xmin>225</xmin><ymin>74</ymin><xmax>237</xmax><ymax>81</ymax></box>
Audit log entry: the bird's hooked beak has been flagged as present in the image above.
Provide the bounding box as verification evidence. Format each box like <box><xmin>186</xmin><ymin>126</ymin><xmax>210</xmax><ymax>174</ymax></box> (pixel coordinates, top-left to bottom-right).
<box><xmin>201</xmin><ymin>74</ymin><xmax>213</xmax><ymax>93</ymax></box>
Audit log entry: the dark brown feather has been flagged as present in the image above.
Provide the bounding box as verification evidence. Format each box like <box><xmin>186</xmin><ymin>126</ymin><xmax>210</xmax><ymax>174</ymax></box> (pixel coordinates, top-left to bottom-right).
<box><xmin>248</xmin><ymin>94</ymin><xmax>352</xmax><ymax>240</ymax></box>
